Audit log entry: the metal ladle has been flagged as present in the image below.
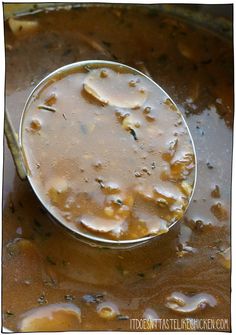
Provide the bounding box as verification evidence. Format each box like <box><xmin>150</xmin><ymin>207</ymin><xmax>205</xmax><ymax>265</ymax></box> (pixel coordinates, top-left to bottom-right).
<box><xmin>4</xmin><ymin>60</ymin><xmax>197</xmax><ymax>249</ymax></box>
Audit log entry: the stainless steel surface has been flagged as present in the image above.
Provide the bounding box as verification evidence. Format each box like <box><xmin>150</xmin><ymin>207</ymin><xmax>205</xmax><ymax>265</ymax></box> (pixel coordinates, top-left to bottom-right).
<box><xmin>4</xmin><ymin>109</ymin><xmax>27</xmax><ymax>180</ymax></box>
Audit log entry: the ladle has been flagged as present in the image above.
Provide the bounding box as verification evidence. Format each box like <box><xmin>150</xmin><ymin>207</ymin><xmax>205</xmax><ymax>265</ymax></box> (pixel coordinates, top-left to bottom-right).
<box><xmin>4</xmin><ymin>60</ymin><xmax>197</xmax><ymax>248</ymax></box>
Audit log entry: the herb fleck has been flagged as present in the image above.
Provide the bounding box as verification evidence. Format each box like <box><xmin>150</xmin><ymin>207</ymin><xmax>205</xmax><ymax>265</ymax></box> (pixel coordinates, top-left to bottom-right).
<box><xmin>64</xmin><ymin>294</ymin><xmax>75</xmax><ymax>302</ymax></box>
<box><xmin>46</xmin><ymin>256</ymin><xmax>57</xmax><ymax>265</ymax></box>
<box><xmin>152</xmin><ymin>262</ymin><xmax>162</xmax><ymax>270</ymax></box>
<box><xmin>95</xmin><ymin>177</ymin><xmax>105</xmax><ymax>188</ymax></box>
<box><xmin>137</xmin><ymin>272</ymin><xmax>145</xmax><ymax>278</ymax></box>
<box><xmin>102</xmin><ymin>40</ymin><xmax>111</xmax><ymax>48</ymax></box>
<box><xmin>62</xmin><ymin>259</ymin><xmax>69</xmax><ymax>266</ymax></box>
<box><xmin>82</xmin><ymin>293</ymin><xmax>104</xmax><ymax>304</ymax></box>
<box><xmin>80</xmin><ymin>123</ymin><xmax>87</xmax><ymax>134</ymax></box>
<box><xmin>115</xmin><ymin>199</ymin><xmax>123</xmax><ymax>206</ymax></box>
<box><xmin>211</xmin><ymin>185</ymin><xmax>220</xmax><ymax>198</ymax></box>
<box><xmin>117</xmin><ymin>314</ymin><xmax>130</xmax><ymax>320</ymax></box>
<box><xmin>9</xmin><ymin>199</ymin><xmax>15</xmax><ymax>213</ymax></box>
<box><xmin>5</xmin><ymin>310</ymin><xmax>14</xmax><ymax>317</ymax></box>
<box><xmin>151</xmin><ymin>162</ymin><xmax>156</xmax><ymax>169</ymax></box>
<box><xmin>37</xmin><ymin>294</ymin><xmax>48</xmax><ymax>304</ymax></box>
<box><xmin>157</xmin><ymin>53</ymin><xmax>168</xmax><ymax>64</ymax></box>
<box><xmin>130</xmin><ymin>128</ymin><xmax>138</xmax><ymax>141</ymax></box>
<box><xmin>207</xmin><ymin>162</ymin><xmax>214</xmax><ymax>169</ymax></box>
<box><xmin>38</xmin><ymin>105</ymin><xmax>56</xmax><ymax>113</ymax></box>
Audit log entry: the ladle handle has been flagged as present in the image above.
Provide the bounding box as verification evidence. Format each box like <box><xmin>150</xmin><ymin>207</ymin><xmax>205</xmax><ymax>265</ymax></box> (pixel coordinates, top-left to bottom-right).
<box><xmin>4</xmin><ymin>109</ymin><xmax>27</xmax><ymax>180</ymax></box>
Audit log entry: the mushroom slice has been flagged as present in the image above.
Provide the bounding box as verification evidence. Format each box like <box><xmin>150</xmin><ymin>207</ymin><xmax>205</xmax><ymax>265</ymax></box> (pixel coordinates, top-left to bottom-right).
<box><xmin>97</xmin><ymin>301</ymin><xmax>120</xmax><ymax>320</ymax></box>
<box><xmin>83</xmin><ymin>68</ymin><xmax>148</xmax><ymax>108</ymax></box>
<box><xmin>80</xmin><ymin>215</ymin><xmax>123</xmax><ymax>233</ymax></box>
<box><xmin>166</xmin><ymin>292</ymin><xmax>217</xmax><ymax>313</ymax></box>
<box><xmin>8</xmin><ymin>18</ymin><xmax>38</xmax><ymax>35</ymax></box>
<box><xmin>6</xmin><ymin>238</ymin><xmax>40</xmax><ymax>258</ymax></box>
<box><xmin>211</xmin><ymin>202</ymin><xmax>229</xmax><ymax>221</ymax></box>
<box><xmin>143</xmin><ymin>308</ymin><xmax>159</xmax><ymax>321</ymax></box>
<box><xmin>46</xmin><ymin>177</ymin><xmax>68</xmax><ymax>193</ymax></box>
<box><xmin>217</xmin><ymin>247</ymin><xmax>230</xmax><ymax>270</ymax></box>
<box><xmin>170</xmin><ymin>152</ymin><xmax>195</xmax><ymax>179</ymax></box>
<box><xmin>162</xmin><ymin>138</ymin><xmax>178</xmax><ymax>162</ymax></box>
<box><xmin>180</xmin><ymin>180</ymin><xmax>193</xmax><ymax>197</ymax></box>
<box><xmin>134</xmin><ymin>210</ymin><xmax>169</xmax><ymax>236</ymax></box>
<box><xmin>5</xmin><ymin>238</ymin><xmax>45</xmax><ymax>284</ymax></box>
<box><xmin>122</xmin><ymin>114</ymin><xmax>141</xmax><ymax>130</ymax></box>
<box><xmin>102</xmin><ymin>181</ymin><xmax>121</xmax><ymax>194</ymax></box>
<box><xmin>146</xmin><ymin>217</ymin><xmax>169</xmax><ymax>235</ymax></box>
<box><xmin>178</xmin><ymin>40</ymin><xmax>194</xmax><ymax>60</ymax></box>
<box><xmin>143</xmin><ymin>308</ymin><xmax>160</xmax><ymax>330</ymax></box>
<box><xmin>19</xmin><ymin>303</ymin><xmax>81</xmax><ymax>331</ymax></box>
<box><xmin>46</xmin><ymin>177</ymin><xmax>69</xmax><ymax>205</ymax></box>
<box><xmin>154</xmin><ymin>183</ymin><xmax>185</xmax><ymax>207</ymax></box>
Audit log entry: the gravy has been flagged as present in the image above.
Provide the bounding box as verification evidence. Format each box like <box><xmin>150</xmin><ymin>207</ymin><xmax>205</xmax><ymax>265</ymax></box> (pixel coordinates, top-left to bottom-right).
<box><xmin>3</xmin><ymin>5</ymin><xmax>232</xmax><ymax>331</ymax></box>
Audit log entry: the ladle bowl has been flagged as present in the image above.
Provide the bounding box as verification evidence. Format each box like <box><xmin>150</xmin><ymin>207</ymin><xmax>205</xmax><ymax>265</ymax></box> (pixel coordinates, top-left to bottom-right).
<box><xmin>5</xmin><ymin>60</ymin><xmax>197</xmax><ymax>249</ymax></box>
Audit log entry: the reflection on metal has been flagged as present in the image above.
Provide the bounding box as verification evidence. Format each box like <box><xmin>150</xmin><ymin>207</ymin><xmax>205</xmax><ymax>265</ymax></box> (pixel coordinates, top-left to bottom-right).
<box><xmin>4</xmin><ymin>109</ymin><xmax>26</xmax><ymax>180</ymax></box>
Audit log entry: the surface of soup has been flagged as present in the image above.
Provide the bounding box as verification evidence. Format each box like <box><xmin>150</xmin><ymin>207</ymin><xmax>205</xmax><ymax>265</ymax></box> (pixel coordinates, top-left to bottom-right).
<box><xmin>3</xmin><ymin>4</ymin><xmax>232</xmax><ymax>331</ymax></box>
<box><xmin>21</xmin><ymin>62</ymin><xmax>195</xmax><ymax>241</ymax></box>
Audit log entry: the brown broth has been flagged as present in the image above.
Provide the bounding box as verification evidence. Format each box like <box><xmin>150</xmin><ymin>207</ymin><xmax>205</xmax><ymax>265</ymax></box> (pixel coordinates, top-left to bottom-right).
<box><xmin>3</xmin><ymin>5</ymin><xmax>232</xmax><ymax>331</ymax></box>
